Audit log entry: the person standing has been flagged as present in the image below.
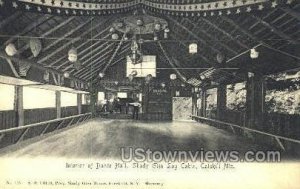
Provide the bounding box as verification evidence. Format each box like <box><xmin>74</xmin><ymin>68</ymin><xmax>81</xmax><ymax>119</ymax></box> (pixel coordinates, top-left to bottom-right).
<box><xmin>129</xmin><ymin>101</ymin><xmax>141</xmax><ymax>120</ymax></box>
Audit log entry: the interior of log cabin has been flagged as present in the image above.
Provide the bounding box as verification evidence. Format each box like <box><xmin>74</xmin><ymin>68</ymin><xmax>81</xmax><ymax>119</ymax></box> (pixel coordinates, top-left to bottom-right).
<box><xmin>0</xmin><ymin>0</ymin><xmax>299</xmax><ymax>161</ymax></box>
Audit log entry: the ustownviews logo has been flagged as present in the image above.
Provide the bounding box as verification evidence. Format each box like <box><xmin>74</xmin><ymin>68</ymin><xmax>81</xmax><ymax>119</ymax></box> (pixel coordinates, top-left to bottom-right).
<box><xmin>120</xmin><ymin>147</ymin><xmax>281</xmax><ymax>163</ymax></box>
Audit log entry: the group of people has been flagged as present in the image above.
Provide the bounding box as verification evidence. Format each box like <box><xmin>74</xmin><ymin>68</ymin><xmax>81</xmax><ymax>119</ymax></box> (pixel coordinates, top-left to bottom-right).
<box><xmin>100</xmin><ymin>98</ymin><xmax>141</xmax><ymax>120</ymax></box>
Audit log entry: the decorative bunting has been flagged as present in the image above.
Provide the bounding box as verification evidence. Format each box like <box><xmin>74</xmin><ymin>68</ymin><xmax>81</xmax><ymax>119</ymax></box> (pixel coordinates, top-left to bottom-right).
<box><xmin>0</xmin><ymin>0</ymin><xmax>292</xmax><ymax>17</ymax></box>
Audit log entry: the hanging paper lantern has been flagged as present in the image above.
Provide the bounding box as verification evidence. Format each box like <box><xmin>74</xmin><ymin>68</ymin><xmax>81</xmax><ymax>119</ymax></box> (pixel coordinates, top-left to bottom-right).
<box><xmin>189</xmin><ymin>43</ymin><xmax>197</xmax><ymax>54</ymax></box>
<box><xmin>99</xmin><ymin>72</ymin><xmax>105</xmax><ymax>78</ymax></box>
<box><xmin>116</xmin><ymin>22</ymin><xmax>123</xmax><ymax>28</ymax></box>
<box><xmin>137</xmin><ymin>19</ymin><xmax>143</xmax><ymax>26</ymax></box>
<box><xmin>43</xmin><ymin>71</ymin><xmax>50</xmax><ymax>82</ymax></box>
<box><xmin>29</xmin><ymin>38</ymin><xmax>42</xmax><ymax>57</ymax></box>
<box><xmin>124</xmin><ymin>34</ymin><xmax>128</xmax><ymax>41</ymax></box>
<box><xmin>248</xmin><ymin>72</ymin><xmax>255</xmax><ymax>78</ymax></box>
<box><xmin>109</xmin><ymin>27</ymin><xmax>115</xmax><ymax>33</ymax></box>
<box><xmin>200</xmin><ymin>75</ymin><xmax>206</xmax><ymax>80</ymax></box>
<box><xmin>161</xmin><ymin>82</ymin><xmax>166</xmax><ymax>88</ymax></box>
<box><xmin>114</xmin><ymin>81</ymin><xmax>119</xmax><ymax>85</ymax></box>
<box><xmin>250</xmin><ymin>48</ymin><xmax>259</xmax><ymax>59</ymax></box>
<box><xmin>170</xmin><ymin>73</ymin><xmax>177</xmax><ymax>80</ymax></box>
<box><xmin>112</xmin><ymin>33</ymin><xmax>119</xmax><ymax>40</ymax></box>
<box><xmin>63</xmin><ymin>72</ymin><xmax>70</xmax><ymax>78</ymax></box>
<box><xmin>154</xmin><ymin>23</ymin><xmax>161</xmax><ymax>31</ymax></box>
<box><xmin>164</xmin><ymin>28</ymin><xmax>170</xmax><ymax>39</ymax></box>
<box><xmin>216</xmin><ymin>53</ymin><xmax>225</xmax><ymax>64</ymax></box>
<box><xmin>68</xmin><ymin>48</ymin><xmax>77</xmax><ymax>62</ymax></box>
<box><xmin>5</xmin><ymin>43</ymin><xmax>17</xmax><ymax>56</ymax></box>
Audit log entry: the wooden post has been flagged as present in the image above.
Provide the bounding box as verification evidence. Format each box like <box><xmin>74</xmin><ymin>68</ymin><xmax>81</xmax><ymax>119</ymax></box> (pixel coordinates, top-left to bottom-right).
<box><xmin>77</xmin><ymin>94</ymin><xmax>82</xmax><ymax>115</ymax></box>
<box><xmin>56</xmin><ymin>91</ymin><xmax>61</xmax><ymax>118</ymax></box>
<box><xmin>14</xmin><ymin>86</ymin><xmax>24</xmax><ymax>126</ymax></box>
<box><xmin>90</xmin><ymin>87</ymin><xmax>98</xmax><ymax>117</ymax></box>
<box><xmin>201</xmin><ymin>89</ymin><xmax>207</xmax><ymax>117</ymax></box>
<box><xmin>245</xmin><ymin>72</ymin><xmax>265</xmax><ymax>129</ymax></box>
<box><xmin>217</xmin><ymin>84</ymin><xmax>227</xmax><ymax>121</ymax></box>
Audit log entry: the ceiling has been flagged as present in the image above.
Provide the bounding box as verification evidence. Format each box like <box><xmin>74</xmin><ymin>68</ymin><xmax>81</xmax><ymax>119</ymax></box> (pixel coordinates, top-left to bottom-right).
<box><xmin>0</xmin><ymin>0</ymin><xmax>299</xmax><ymax>89</ymax></box>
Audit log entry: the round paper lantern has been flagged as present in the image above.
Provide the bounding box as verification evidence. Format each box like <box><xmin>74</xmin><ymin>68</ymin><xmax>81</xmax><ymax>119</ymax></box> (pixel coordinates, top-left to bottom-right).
<box><xmin>99</xmin><ymin>72</ymin><xmax>105</xmax><ymax>78</ymax></box>
<box><xmin>5</xmin><ymin>43</ymin><xmax>17</xmax><ymax>56</ymax></box>
<box><xmin>164</xmin><ymin>28</ymin><xmax>170</xmax><ymax>33</ymax></box>
<box><xmin>170</xmin><ymin>73</ymin><xmax>177</xmax><ymax>80</ymax></box>
<box><xmin>154</xmin><ymin>23</ymin><xmax>161</xmax><ymax>31</ymax></box>
<box><xmin>115</xmin><ymin>81</ymin><xmax>119</xmax><ymax>85</ymax></box>
<box><xmin>29</xmin><ymin>38</ymin><xmax>42</xmax><ymax>57</ymax></box>
<box><xmin>189</xmin><ymin>43</ymin><xmax>197</xmax><ymax>54</ymax></box>
<box><xmin>137</xmin><ymin>19</ymin><xmax>143</xmax><ymax>26</ymax></box>
<box><xmin>63</xmin><ymin>72</ymin><xmax>70</xmax><ymax>78</ymax></box>
<box><xmin>250</xmin><ymin>48</ymin><xmax>259</xmax><ymax>59</ymax></box>
<box><xmin>161</xmin><ymin>82</ymin><xmax>166</xmax><ymax>88</ymax></box>
<box><xmin>116</xmin><ymin>22</ymin><xmax>123</xmax><ymax>28</ymax></box>
<box><xmin>68</xmin><ymin>48</ymin><xmax>77</xmax><ymax>62</ymax></box>
<box><xmin>216</xmin><ymin>53</ymin><xmax>225</xmax><ymax>64</ymax></box>
<box><xmin>124</xmin><ymin>35</ymin><xmax>129</xmax><ymax>41</ymax></box>
<box><xmin>112</xmin><ymin>33</ymin><xmax>119</xmax><ymax>40</ymax></box>
<box><xmin>109</xmin><ymin>27</ymin><xmax>115</xmax><ymax>33</ymax></box>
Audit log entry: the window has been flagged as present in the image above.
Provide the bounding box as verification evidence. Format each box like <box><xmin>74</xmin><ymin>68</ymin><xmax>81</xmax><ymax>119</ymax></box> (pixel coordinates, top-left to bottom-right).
<box><xmin>117</xmin><ymin>92</ymin><xmax>127</xmax><ymax>98</ymax></box>
<box><xmin>127</xmin><ymin>55</ymin><xmax>156</xmax><ymax>77</ymax></box>
<box><xmin>61</xmin><ymin>92</ymin><xmax>77</xmax><ymax>107</ymax></box>
<box><xmin>226</xmin><ymin>82</ymin><xmax>246</xmax><ymax>111</ymax></box>
<box><xmin>206</xmin><ymin>88</ymin><xmax>217</xmax><ymax>110</ymax></box>
<box><xmin>23</xmin><ymin>87</ymin><xmax>55</xmax><ymax>109</ymax></box>
<box><xmin>0</xmin><ymin>83</ymin><xmax>15</xmax><ymax>111</ymax></box>
<box><xmin>97</xmin><ymin>92</ymin><xmax>105</xmax><ymax>104</ymax></box>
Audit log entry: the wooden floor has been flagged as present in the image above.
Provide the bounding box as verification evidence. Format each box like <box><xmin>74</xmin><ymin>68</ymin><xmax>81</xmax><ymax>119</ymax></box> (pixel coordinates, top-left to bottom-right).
<box><xmin>0</xmin><ymin>119</ymin><xmax>269</xmax><ymax>158</ymax></box>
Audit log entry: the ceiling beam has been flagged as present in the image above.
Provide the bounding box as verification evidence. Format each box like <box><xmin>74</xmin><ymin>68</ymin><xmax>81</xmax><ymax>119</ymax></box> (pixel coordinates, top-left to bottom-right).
<box><xmin>85</xmin><ymin>44</ymin><xmax>131</xmax><ymax>81</ymax></box>
<box><xmin>0</xmin><ymin>12</ymin><xmax>22</xmax><ymax>29</ymax></box>
<box><xmin>166</xmin><ymin>16</ymin><xmax>220</xmax><ymax>55</ymax></box>
<box><xmin>102</xmin><ymin>34</ymin><xmax>126</xmax><ymax>73</ymax></box>
<box><xmin>184</xmin><ymin>18</ymin><xmax>238</xmax><ymax>55</ymax></box>
<box><xmin>248</xmin><ymin>8</ymin><xmax>278</xmax><ymax>30</ymax></box>
<box><xmin>0</xmin><ymin>51</ymin><xmax>86</xmax><ymax>84</ymax></box>
<box><xmin>62</xmin><ymin>38</ymin><xmax>112</xmax><ymax>72</ymax></box>
<box><xmin>51</xmin><ymin>29</ymin><xmax>111</xmax><ymax>69</ymax></box>
<box><xmin>18</xmin><ymin>17</ymin><xmax>76</xmax><ymax>54</ymax></box>
<box><xmin>74</xmin><ymin>49</ymin><xmax>114</xmax><ymax>78</ymax></box>
<box><xmin>3</xmin><ymin>15</ymin><xmax>54</xmax><ymax>46</ymax></box>
<box><xmin>36</xmin><ymin>18</ymin><xmax>95</xmax><ymax>64</ymax></box>
<box><xmin>169</xmin><ymin>33</ymin><xmax>212</xmax><ymax>66</ymax></box>
<box><xmin>200</xmin><ymin>17</ymin><xmax>250</xmax><ymax>49</ymax></box>
<box><xmin>89</xmin><ymin>47</ymin><xmax>131</xmax><ymax>82</ymax></box>
<box><xmin>250</xmin><ymin>14</ymin><xmax>298</xmax><ymax>45</ymax></box>
<box><xmin>72</xmin><ymin>43</ymin><xmax>117</xmax><ymax>76</ymax></box>
<box><xmin>157</xmin><ymin>41</ymin><xmax>187</xmax><ymax>82</ymax></box>
<box><xmin>280</xmin><ymin>6</ymin><xmax>300</xmax><ymax>21</ymax></box>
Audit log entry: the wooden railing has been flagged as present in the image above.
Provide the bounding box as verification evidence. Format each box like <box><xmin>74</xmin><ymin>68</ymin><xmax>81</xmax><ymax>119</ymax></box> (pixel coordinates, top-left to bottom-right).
<box><xmin>0</xmin><ymin>113</ymin><xmax>92</xmax><ymax>149</ymax></box>
<box><xmin>192</xmin><ymin>115</ymin><xmax>300</xmax><ymax>151</ymax></box>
